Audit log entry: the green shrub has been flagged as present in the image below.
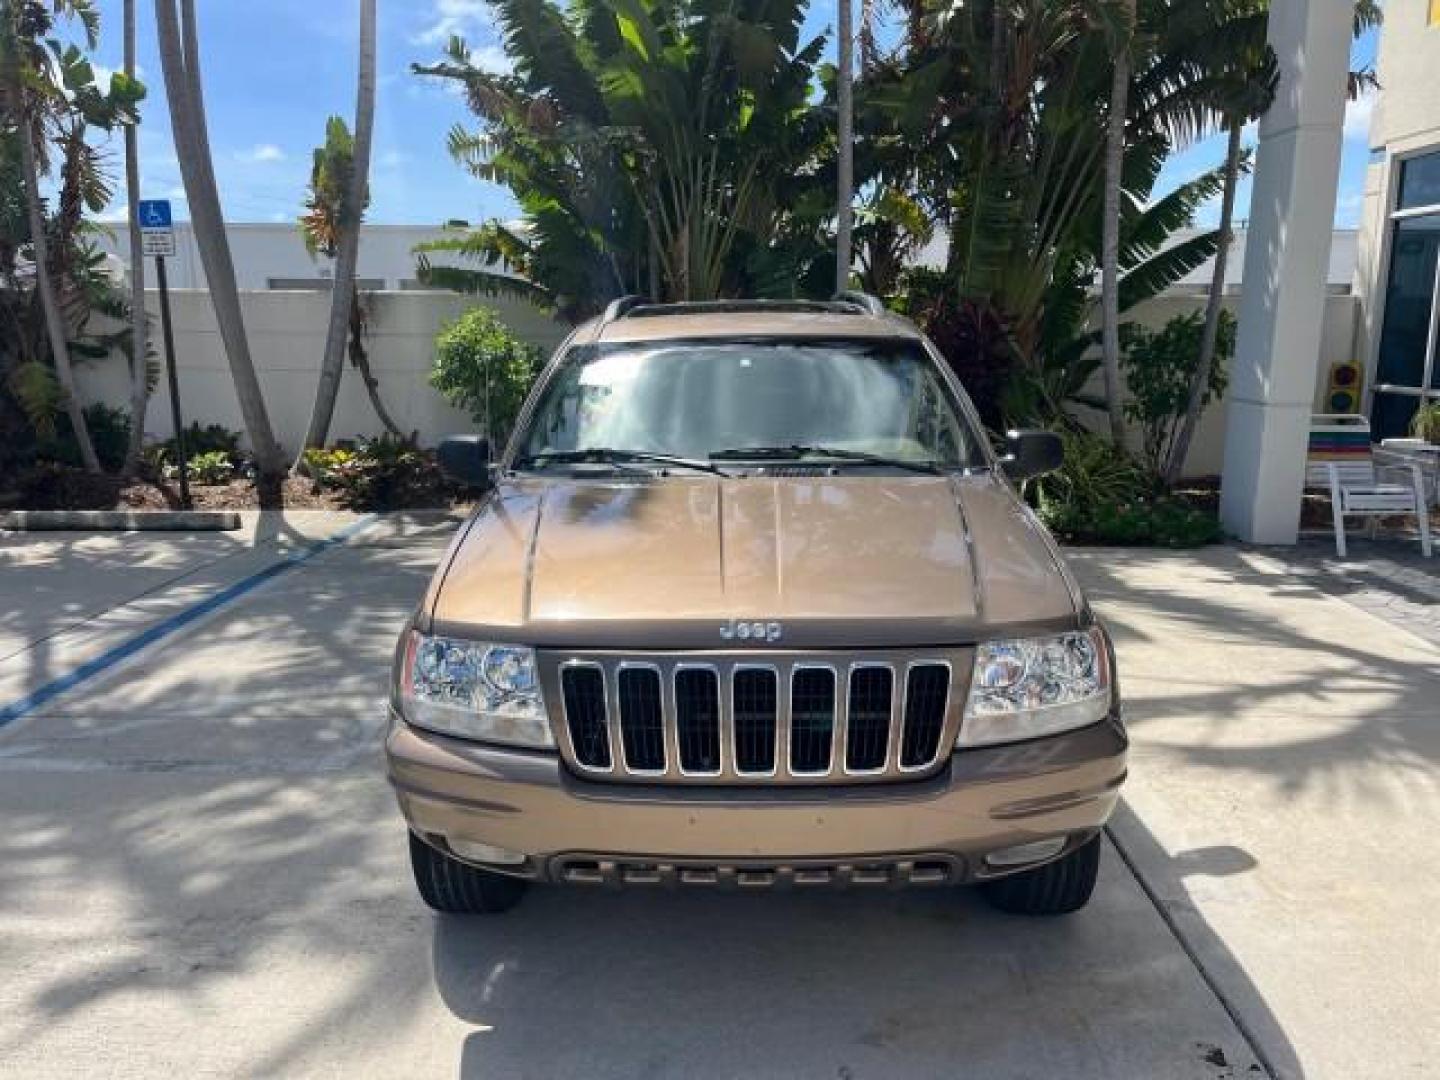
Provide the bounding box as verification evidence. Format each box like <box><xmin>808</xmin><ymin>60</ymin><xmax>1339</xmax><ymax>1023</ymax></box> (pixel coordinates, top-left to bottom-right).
<box><xmin>1031</xmin><ymin>430</ymin><xmax>1153</xmax><ymax>512</ymax></box>
<box><xmin>1028</xmin><ymin>429</ymin><xmax>1221</xmax><ymax>547</ymax></box>
<box><xmin>172</xmin><ymin>449</ymin><xmax>236</xmax><ymax>485</ymax></box>
<box><xmin>300</xmin><ymin>446</ymin><xmax>359</xmax><ymax>485</ymax></box>
<box><xmin>321</xmin><ymin>433</ymin><xmax>448</xmax><ymax>510</ymax></box>
<box><xmin>144</xmin><ymin>422</ymin><xmax>245</xmax><ymax>473</ymax></box>
<box><xmin>1411</xmin><ymin>400</ymin><xmax>1440</xmax><ymax>444</ymax></box>
<box><xmin>36</xmin><ymin>403</ymin><xmax>132</xmax><ymax>472</ymax></box>
<box><xmin>1119</xmin><ymin>310</ymin><xmax>1234</xmax><ymax>477</ymax></box>
<box><xmin>430</xmin><ymin>307</ymin><xmax>542</xmax><ymax>447</ymax></box>
<box><xmin>1042</xmin><ymin>495</ymin><xmax>1223</xmax><ymax>547</ymax></box>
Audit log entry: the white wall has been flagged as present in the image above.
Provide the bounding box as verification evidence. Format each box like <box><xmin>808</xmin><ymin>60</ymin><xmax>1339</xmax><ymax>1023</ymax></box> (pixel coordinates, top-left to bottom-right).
<box><xmin>101</xmin><ymin>223</ymin><xmax>487</xmax><ymax>291</ymax></box>
<box><xmin>74</xmin><ymin>290</ymin><xmax>571</xmax><ymax>452</ymax></box>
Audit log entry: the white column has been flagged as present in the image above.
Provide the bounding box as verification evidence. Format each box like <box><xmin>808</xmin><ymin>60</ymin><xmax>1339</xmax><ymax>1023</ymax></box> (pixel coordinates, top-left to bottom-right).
<box><xmin>1219</xmin><ymin>0</ymin><xmax>1352</xmax><ymax>544</ymax></box>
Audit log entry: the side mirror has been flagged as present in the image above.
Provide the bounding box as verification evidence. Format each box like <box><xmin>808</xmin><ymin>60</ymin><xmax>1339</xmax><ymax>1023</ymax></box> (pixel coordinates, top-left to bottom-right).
<box><xmin>437</xmin><ymin>435</ymin><xmax>492</xmax><ymax>488</ymax></box>
<box><xmin>1000</xmin><ymin>429</ymin><xmax>1063</xmax><ymax>482</ymax></box>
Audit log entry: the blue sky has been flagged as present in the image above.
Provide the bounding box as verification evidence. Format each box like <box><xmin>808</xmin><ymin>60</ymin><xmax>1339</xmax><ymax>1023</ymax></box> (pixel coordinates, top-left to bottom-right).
<box><xmin>78</xmin><ymin>1</ymin><xmax>1380</xmax><ymax>231</ymax></box>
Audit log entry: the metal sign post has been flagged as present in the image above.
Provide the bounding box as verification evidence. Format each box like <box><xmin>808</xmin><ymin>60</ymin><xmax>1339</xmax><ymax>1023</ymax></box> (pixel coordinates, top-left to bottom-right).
<box><xmin>139</xmin><ymin>200</ymin><xmax>189</xmax><ymax>509</ymax></box>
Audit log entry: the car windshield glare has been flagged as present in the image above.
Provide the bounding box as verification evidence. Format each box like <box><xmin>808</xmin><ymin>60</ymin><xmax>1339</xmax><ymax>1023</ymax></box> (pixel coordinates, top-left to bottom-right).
<box><xmin>516</xmin><ymin>339</ymin><xmax>983</xmax><ymax>468</ymax></box>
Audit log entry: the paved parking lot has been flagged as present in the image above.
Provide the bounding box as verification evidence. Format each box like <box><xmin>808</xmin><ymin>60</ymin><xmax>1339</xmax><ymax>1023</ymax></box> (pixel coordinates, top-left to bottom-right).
<box><xmin>1</xmin><ymin>514</ymin><xmax>1436</xmax><ymax>1078</ymax></box>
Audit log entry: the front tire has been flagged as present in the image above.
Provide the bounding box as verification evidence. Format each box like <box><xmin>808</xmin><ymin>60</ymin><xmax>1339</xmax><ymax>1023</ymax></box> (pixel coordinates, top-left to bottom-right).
<box><xmin>409</xmin><ymin>832</ymin><xmax>528</xmax><ymax>914</ymax></box>
<box><xmin>979</xmin><ymin>834</ymin><xmax>1101</xmax><ymax>916</ymax></box>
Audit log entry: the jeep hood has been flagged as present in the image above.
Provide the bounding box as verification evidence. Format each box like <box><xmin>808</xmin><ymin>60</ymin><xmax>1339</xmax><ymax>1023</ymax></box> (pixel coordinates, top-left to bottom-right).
<box><xmin>426</xmin><ymin>473</ymin><xmax>1081</xmax><ymax>649</ymax></box>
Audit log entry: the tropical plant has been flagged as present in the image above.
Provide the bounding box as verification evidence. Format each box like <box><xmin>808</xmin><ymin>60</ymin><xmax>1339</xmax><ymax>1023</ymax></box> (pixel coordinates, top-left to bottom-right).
<box><xmin>1150</xmin><ymin>0</ymin><xmax>1378</xmax><ymax>485</ymax></box>
<box><xmin>1147</xmin><ymin>0</ymin><xmax>1276</xmax><ymax>485</ymax></box>
<box><xmin>1410</xmin><ymin>401</ymin><xmax>1440</xmax><ymax>445</ymax></box>
<box><xmin>1027</xmin><ymin>427</ymin><xmax>1221</xmax><ymax>546</ymax></box>
<box><xmin>176</xmin><ymin>448</ymin><xmax>235</xmax><ymax>485</ymax></box>
<box><xmin>37</xmin><ymin>401</ymin><xmax>131</xmax><ymax>472</ymax></box>
<box><xmin>430</xmin><ymin>307</ymin><xmax>542</xmax><ymax>447</ymax></box>
<box><xmin>296</xmin><ymin>113</ymin><xmax>401</xmax><ymax>448</ymax></box>
<box><xmin>1120</xmin><ymin>309</ymin><xmax>1234</xmax><ymax>477</ymax></box>
<box><xmin>412</xmin><ymin>0</ymin><xmax>833</xmax><ymax>320</ymax></box>
<box><xmin>1100</xmin><ymin>0</ymin><xmax>1136</xmax><ymax>445</ymax></box>
<box><xmin>0</xmin><ymin>0</ymin><xmax>143</xmax><ymax>473</ymax></box>
<box><xmin>297</xmin><ymin>0</ymin><xmax>377</xmax><ymax>456</ymax></box>
<box><xmin>300</xmin><ymin>445</ymin><xmax>358</xmax><ymax>485</ymax></box>
<box><xmin>835</xmin><ymin>0</ymin><xmax>856</xmax><ymax>291</ymax></box>
<box><xmin>143</xmin><ymin>421</ymin><xmax>243</xmax><ymax>473</ymax></box>
<box><xmin>862</xmin><ymin>0</ymin><xmax>1227</xmax><ymax>430</ymax></box>
<box><xmin>155</xmin><ymin>0</ymin><xmax>287</xmax><ymax>505</ymax></box>
<box><xmin>321</xmin><ymin>432</ymin><xmax>450</xmax><ymax>510</ymax></box>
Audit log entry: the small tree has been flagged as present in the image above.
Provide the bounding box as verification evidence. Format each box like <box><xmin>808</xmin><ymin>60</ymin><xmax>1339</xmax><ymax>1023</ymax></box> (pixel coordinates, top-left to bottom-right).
<box><xmin>297</xmin><ymin>0</ymin><xmax>375</xmax><ymax>456</ymax></box>
<box><xmin>1120</xmin><ymin>310</ymin><xmax>1235</xmax><ymax>481</ymax></box>
<box><xmin>297</xmin><ymin>115</ymin><xmax>400</xmax><ymax>441</ymax></box>
<box><xmin>430</xmin><ymin>308</ymin><xmax>541</xmax><ymax>449</ymax></box>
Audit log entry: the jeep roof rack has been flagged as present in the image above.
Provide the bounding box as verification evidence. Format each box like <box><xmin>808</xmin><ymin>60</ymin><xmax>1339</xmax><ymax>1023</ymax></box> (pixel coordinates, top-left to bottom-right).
<box><xmin>597</xmin><ymin>292</ymin><xmax>889</xmax><ymax>328</ymax></box>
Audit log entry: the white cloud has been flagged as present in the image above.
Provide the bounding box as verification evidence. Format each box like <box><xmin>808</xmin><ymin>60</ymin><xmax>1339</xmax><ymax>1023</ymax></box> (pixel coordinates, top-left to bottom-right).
<box><xmin>236</xmin><ymin>144</ymin><xmax>287</xmax><ymax>164</ymax></box>
<box><xmin>414</xmin><ymin>0</ymin><xmax>490</xmax><ymax>46</ymax></box>
<box><xmin>470</xmin><ymin>43</ymin><xmax>513</xmax><ymax>74</ymax></box>
<box><xmin>377</xmin><ymin>149</ymin><xmax>412</xmax><ymax>169</ymax></box>
<box><xmin>1344</xmin><ymin>90</ymin><xmax>1375</xmax><ymax>142</ymax></box>
<box><xmin>89</xmin><ymin>62</ymin><xmax>146</xmax><ymax>92</ymax></box>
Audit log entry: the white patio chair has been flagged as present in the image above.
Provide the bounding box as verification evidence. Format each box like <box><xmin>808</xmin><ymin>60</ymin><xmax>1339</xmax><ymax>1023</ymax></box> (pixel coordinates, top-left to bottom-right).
<box><xmin>1306</xmin><ymin>415</ymin><xmax>1432</xmax><ymax>558</ymax></box>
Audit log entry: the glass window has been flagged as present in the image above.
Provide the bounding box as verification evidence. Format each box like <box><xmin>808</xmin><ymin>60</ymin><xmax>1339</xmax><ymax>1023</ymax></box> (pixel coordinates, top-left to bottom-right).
<box><xmin>518</xmin><ymin>339</ymin><xmax>983</xmax><ymax>467</ymax></box>
<box><xmin>1372</xmin><ymin>214</ymin><xmax>1440</xmax><ymax>437</ymax></box>
<box><xmin>1397</xmin><ymin>151</ymin><xmax>1440</xmax><ymax>211</ymax></box>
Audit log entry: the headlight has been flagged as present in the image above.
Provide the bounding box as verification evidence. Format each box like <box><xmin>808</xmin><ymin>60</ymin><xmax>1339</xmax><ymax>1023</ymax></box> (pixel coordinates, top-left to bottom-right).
<box><xmin>399</xmin><ymin>632</ymin><xmax>554</xmax><ymax>748</ymax></box>
<box><xmin>959</xmin><ymin>627</ymin><xmax>1111</xmax><ymax>748</ymax></box>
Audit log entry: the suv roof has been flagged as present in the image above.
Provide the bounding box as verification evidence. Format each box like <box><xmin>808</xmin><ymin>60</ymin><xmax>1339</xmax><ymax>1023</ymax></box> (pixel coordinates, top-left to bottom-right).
<box><xmin>576</xmin><ymin>293</ymin><xmax>926</xmax><ymax>345</ymax></box>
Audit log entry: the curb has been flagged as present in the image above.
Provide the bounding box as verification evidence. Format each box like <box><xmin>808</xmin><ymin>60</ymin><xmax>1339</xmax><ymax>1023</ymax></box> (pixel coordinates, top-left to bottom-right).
<box><xmin>0</xmin><ymin>510</ymin><xmax>242</xmax><ymax>532</ymax></box>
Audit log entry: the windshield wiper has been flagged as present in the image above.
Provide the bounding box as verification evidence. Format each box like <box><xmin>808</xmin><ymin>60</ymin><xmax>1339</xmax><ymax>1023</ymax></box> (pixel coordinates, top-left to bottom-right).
<box><xmin>514</xmin><ymin>448</ymin><xmax>733</xmax><ymax>477</ymax></box>
<box><xmin>708</xmin><ymin>444</ymin><xmax>942</xmax><ymax>475</ymax></box>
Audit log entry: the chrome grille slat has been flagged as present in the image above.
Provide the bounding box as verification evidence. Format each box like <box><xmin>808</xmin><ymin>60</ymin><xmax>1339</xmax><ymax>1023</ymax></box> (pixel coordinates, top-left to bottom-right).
<box><xmin>560</xmin><ymin>662</ymin><xmax>611</xmax><ymax>771</ymax></box>
<box><xmin>789</xmin><ymin>665</ymin><xmax>836</xmax><ymax>774</ymax></box>
<box><xmin>732</xmin><ymin>666</ymin><xmax>778</xmax><ymax>775</ymax></box>
<box><xmin>901</xmin><ymin>663</ymin><xmax>951</xmax><ymax>770</ymax></box>
<box><xmin>552</xmin><ymin>652</ymin><xmax>962</xmax><ymax>785</ymax></box>
<box><xmin>616</xmin><ymin>664</ymin><xmax>665</xmax><ymax>773</ymax></box>
<box><xmin>845</xmin><ymin>665</ymin><xmax>894</xmax><ymax>773</ymax></box>
<box><xmin>674</xmin><ymin>666</ymin><xmax>722</xmax><ymax>775</ymax></box>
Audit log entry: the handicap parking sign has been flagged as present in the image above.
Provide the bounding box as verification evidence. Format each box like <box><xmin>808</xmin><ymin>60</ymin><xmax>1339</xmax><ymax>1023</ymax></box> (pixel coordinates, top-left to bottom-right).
<box><xmin>139</xmin><ymin>199</ymin><xmax>173</xmax><ymax>230</ymax></box>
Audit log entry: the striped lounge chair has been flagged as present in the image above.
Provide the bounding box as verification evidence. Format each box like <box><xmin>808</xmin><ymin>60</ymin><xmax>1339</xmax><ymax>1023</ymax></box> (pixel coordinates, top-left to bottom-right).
<box><xmin>1306</xmin><ymin>414</ymin><xmax>1431</xmax><ymax>557</ymax></box>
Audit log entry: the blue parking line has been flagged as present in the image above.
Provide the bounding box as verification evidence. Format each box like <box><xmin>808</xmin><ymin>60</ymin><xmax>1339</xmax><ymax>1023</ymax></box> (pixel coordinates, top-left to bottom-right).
<box><xmin>0</xmin><ymin>514</ymin><xmax>379</xmax><ymax>729</ymax></box>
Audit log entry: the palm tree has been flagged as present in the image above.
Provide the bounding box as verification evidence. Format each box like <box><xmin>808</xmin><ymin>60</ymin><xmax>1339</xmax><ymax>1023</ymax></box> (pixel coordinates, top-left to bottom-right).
<box><xmin>0</xmin><ymin>0</ymin><xmax>103</xmax><ymax>472</ymax></box>
<box><xmin>836</xmin><ymin>0</ymin><xmax>854</xmax><ymax>292</ymax></box>
<box><xmin>1099</xmin><ymin>0</ymin><xmax>1135</xmax><ymax>446</ymax></box>
<box><xmin>297</xmin><ymin>0</ymin><xmax>376</xmax><ymax>458</ymax></box>
<box><xmin>297</xmin><ymin>116</ymin><xmax>401</xmax><ymax>441</ymax></box>
<box><xmin>121</xmin><ymin>0</ymin><xmax>149</xmax><ymax>475</ymax></box>
<box><xmin>413</xmin><ymin>0</ymin><xmax>831</xmax><ymax>316</ymax></box>
<box><xmin>155</xmin><ymin>0</ymin><xmax>287</xmax><ymax>505</ymax></box>
<box><xmin>1158</xmin><ymin>0</ymin><xmax>1377</xmax><ymax>485</ymax></box>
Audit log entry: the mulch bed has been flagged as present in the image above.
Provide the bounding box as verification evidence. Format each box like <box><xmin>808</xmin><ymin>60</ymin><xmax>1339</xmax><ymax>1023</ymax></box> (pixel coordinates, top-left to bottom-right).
<box><xmin>0</xmin><ymin>469</ymin><xmax>467</xmax><ymax>513</ymax></box>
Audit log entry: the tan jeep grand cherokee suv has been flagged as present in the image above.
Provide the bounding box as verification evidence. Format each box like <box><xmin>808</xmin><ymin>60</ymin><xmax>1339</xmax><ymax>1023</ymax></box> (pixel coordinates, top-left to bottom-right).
<box><xmin>386</xmin><ymin>294</ymin><xmax>1126</xmax><ymax>917</ymax></box>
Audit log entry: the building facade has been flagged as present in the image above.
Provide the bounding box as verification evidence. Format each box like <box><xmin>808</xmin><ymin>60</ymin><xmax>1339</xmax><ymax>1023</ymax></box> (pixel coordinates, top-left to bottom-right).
<box><xmin>1355</xmin><ymin>0</ymin><xmax>1440</xmax><ymax>438</ymax></box>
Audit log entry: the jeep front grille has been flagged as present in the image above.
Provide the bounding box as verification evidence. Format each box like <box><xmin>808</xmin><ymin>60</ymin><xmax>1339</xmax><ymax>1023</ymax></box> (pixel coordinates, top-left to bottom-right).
<box><xmin>550</xmin><ymin>651</ymin><xmax>967</xmax><ymax>785</ymax></box>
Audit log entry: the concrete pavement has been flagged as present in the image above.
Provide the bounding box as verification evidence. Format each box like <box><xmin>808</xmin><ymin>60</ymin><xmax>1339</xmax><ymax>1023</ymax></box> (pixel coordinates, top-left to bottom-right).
<box><xmin>0</xmin><ymin>516</ymin><xmax>1434</xmax><ymax>1077</ymax></box>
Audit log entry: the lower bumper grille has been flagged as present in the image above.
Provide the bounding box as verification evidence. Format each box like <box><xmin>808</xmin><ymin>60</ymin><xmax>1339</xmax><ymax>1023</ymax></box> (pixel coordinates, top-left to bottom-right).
<box><xmin>552</xmin><ymin>854</ymin><xmax>963</xmax><ymax>888</ymax></box>
<box><xmin>550</xmin><ymin>650</ymin><xmax>968</xmax><ymax>785</ymax></box>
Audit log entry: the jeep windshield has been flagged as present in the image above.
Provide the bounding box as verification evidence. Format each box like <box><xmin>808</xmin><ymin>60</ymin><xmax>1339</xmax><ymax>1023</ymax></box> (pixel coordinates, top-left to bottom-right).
<box><xmin>514</xmin><ymin>338</ymin><xmax>985</xmax><ymax>470</ymax></box>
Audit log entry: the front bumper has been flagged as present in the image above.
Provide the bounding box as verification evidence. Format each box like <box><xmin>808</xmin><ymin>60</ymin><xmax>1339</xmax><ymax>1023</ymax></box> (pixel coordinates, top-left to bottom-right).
<box><xmin>385</xmin><ymin>711</ymin><xmax>1126</xmax><ymax>886</ymax></box>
